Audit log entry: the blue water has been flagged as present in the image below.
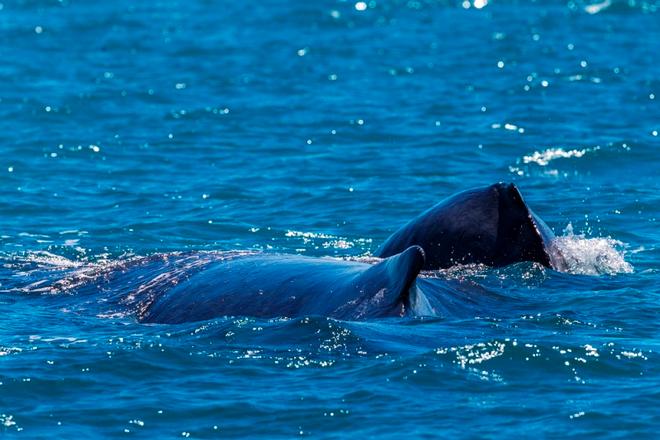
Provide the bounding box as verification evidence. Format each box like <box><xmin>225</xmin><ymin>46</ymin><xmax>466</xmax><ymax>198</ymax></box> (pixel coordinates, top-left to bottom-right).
<box><xmin>1</xmin><ymin>0</ymin><xmax>659</xmax><ymax>437</ymax></box>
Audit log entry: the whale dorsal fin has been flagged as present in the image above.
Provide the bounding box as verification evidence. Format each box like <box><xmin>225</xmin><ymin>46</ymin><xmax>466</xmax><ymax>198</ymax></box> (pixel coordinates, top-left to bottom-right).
<box><xmin>377</xmin><ymin>244</ymin><xmax>426</xmax><ymax>302</ymax></box>
<box><xmin>343</xmin><ymin>245</ymin><xmax>425</xmax><ymax>319</ymax></box>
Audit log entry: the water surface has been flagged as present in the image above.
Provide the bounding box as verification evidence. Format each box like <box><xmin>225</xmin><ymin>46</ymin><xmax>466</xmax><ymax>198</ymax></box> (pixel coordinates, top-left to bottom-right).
<box><xmin>1</xmin><ymin>0</ymin><xmax>659</xmax><ymax>437</ymax></box>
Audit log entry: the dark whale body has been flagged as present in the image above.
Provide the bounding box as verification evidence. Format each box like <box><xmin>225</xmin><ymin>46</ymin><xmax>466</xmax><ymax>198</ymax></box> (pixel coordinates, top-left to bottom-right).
<box><xmin>56</xmin><ymin>183</ymin><xmax>564</xmax><ymax>324</ymax></box>
<box><xmin>377</xmin><ymin>183</ymin><xmax>566</xmax><ymax>270</ymax></box>
<box><xmin>140</xmin><ymin>246</ymin><xmax>425</xmax><ymax>324</ymax></box>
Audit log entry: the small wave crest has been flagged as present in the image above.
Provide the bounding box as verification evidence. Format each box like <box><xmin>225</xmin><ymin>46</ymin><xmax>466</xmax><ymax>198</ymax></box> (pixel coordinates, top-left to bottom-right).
<box><xmin>553</xmin><ymin>224</ymin><xmax>633</xmax><ymax>275</ymax></box>
<box><xmin>521</xmin><ymin>147</ymin><xmax>595</xmax><ymax>167</ymax></box>
<box><xmin>285</xmin><ymin>229</ymin><xmax>372</xmax><ymax>251</ymax></box>
<box><xmin>509</xmin><ymin>146</ymin><xmax>600</xmax><ymax>177</ymax></box>
<box><xmin>0</xmin><ymin>250</ymin><xmax>87</xmax><ymax>273</ymax></box>
<box><xmin>584</xmin><ymin>0</ymin><xmax>612</xmax><ymax>14</ymax></box>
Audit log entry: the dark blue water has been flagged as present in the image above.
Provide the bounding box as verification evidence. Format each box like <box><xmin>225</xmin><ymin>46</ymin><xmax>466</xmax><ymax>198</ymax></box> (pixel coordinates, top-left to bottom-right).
<box><xmin>1</xmin><ymin>0</ymin><xmax>659</xmax><ymax>437</ymax></box>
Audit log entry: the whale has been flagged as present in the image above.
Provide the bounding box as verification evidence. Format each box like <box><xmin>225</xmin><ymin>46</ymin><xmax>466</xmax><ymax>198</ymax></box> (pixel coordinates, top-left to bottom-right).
<box><xmin>376</xmin><ymin>183</ymin><xmax>566</xmax><ymax>271</ymax></box>
<box><xmin>137</xmin><ymin>246</ymin><xmax>426</xmax><ymax>324</ymax></box>
<box><xmin>44</xmin><ymin>182</ymin><xmax>565</xmax><ymax>324</ymax></box>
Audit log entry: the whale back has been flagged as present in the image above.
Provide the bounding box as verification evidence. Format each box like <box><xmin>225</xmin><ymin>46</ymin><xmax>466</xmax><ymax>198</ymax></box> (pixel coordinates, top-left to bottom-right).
<box><xmin>139</xmin><ymin>246</ymin><xmax>425</xmax><ymax>323</ymax></box>
<box><xmin>376</xmin><ymin>183</ymin><xmax>563</xmax><ymax>270</ymax></box>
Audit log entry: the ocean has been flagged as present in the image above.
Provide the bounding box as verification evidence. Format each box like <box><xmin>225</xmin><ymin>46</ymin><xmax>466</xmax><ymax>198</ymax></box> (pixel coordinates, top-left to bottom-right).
<box><xmin>1</xmin><ymin>0</ymin><xmax>658</xmax><ymax>437</ymax></box>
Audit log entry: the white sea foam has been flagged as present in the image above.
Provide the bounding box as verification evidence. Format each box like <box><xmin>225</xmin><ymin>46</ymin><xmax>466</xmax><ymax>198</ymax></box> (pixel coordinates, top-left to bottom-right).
<box><xmin>285</xmin><ymin>230</ymin><xmax>334</xmax><ymax>239</ymax></box>
<box><xmin>553</xmin><ymin>224</ymin><xmax>633</xmax><ymax>275</ymax></box>
<box><xmin>22</xmin><ymin>251</ymin><xmax>84</xmax><ymax>269</ymax></box>
<box><xmin>509</xmin><ymin>146</ymin><xmax>600</xmax><ymax>176</ymax></box>
<box><xmin>585</xmin><ymin>0</ymin><xmax>612</xmax><ymax>15</ymax></box>
<box><xmin>522</xmin><ymin>147</ymin><xmax>595</xmax><ymax>166</ymax></box>
<box><xmin>285</xmin><ymin>230</ymin><xmax>372</xmax><ymax>250</ymax></box>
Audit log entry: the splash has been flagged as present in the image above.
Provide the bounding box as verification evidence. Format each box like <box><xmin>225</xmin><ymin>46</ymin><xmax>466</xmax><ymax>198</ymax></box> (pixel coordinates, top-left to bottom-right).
<box><xmin>553</xmin><ymin>224</ymin><xmax>633</xmax><ymax>275</ymax></box>
<box><xmin>434</xmin><ymin>263</ymin><xmax>491</xmax><ymax>279</ymax></box>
